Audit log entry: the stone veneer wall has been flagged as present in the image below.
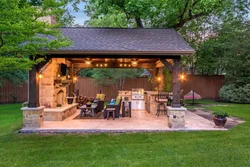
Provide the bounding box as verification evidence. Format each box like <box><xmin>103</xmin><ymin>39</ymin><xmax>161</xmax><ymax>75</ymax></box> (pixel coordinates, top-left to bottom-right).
<box><xmin>167</xmin><ymin>107</ymin><xmax>186</xmax><ymax>128</ymax></box>
<box><xmin>21</xmin><ymin>107</ymin><xmax>44</xmax><ymax>128</ymax></box>
<box><xmin>44</xmin><ymin>104</ymin><xmax>77</xmax><ymax>121</ymax></box>
<box><xmin>40</xmin><ymin>58</ymin><xmax>68</xmax><ymax>108</ymax></box>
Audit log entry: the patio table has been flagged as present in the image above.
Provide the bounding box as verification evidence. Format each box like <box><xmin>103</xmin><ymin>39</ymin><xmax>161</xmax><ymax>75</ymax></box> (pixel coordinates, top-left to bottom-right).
<box><xmin>80</xmin><ymin>104</ymin><xmax>98</xmax><ymax>117</ymax></box>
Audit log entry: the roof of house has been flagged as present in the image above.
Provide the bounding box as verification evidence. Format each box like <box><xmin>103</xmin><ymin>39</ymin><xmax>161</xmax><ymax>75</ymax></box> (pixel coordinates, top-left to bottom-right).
<box><xmin>51</xmin><ymin>28</ymin><xmax>194</xmax><ymax>55</ymax></box>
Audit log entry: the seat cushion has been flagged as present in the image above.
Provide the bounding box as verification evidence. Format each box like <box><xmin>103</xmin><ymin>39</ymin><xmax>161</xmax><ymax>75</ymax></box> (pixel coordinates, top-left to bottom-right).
<box><xmin>115</xmin><ymin>96</ymin><xmax>121</xmax><ymax>105</ymax></box>
<box><xmin>109</xmin><ymin>99</ymin><xmax>116</xmax><ymax>105</ymax></box>
<box><xmin>96</xmin><ymin>94</ymin><xmax>105</xmax><ymax>101</ymax></box>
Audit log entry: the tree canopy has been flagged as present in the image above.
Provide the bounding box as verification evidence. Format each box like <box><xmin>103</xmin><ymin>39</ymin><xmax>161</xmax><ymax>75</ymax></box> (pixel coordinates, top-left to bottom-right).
<box><xmin>79</xmin><ymin>68</ymin><xmax>143</xmax><ymax>91</ymax></box>
<box><xmin>84</xmin><ymin>0</ymin><xmax>232</xmax><ymax>28</ymax></box>
<box><xmin>0</xmin><ymin>0</ymin><xmax>72</xmax><ymax>85</ymax></box>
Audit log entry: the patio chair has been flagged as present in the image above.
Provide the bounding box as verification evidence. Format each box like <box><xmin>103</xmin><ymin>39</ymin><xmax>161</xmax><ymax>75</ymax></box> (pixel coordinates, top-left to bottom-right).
<box><xmin>103</xmin><ymin>96</ymin><xmax>122</xmax><ymax>119</ymax></box>
<box><xmin>94</xmin><ymin>94</ymin><xmax>106</xmax><ymax>112</ymax></box>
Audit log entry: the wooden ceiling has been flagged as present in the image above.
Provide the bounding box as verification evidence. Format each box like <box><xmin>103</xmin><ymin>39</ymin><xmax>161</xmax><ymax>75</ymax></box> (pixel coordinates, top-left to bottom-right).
<box><xmin>67</xmin><ymin>58</ymin><xmax>160</xmax><ymax>69</ymax></box>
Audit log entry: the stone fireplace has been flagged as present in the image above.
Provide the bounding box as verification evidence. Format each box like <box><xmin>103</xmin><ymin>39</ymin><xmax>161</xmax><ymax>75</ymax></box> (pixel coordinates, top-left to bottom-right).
<box><xmin>39</xmin><ymin>58</ymin><xmax>68</xmax><ymax>108</ymax></box>
<box><xmin>56</xmin><ymin>90</ymin><xmax>65</xmax><ymax>106</ymax></box>
<box><xmin>39</xmin><ymin>58</ymin><xmax>77</xmax><ymax>121</ymax></box>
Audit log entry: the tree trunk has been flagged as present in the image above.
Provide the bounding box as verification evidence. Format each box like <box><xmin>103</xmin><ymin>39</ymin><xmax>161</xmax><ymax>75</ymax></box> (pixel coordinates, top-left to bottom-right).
<box><xmin>135</xmin><ymin>17</ymin><xmax>143</xmax><ymax>28</ymax></box>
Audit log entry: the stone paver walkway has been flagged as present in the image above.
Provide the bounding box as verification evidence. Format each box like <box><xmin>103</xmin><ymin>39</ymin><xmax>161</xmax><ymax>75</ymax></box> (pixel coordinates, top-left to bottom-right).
<box><xmin>192</xmin><ymin>109</ymin><xmax>245</xmax><ymax>129</ymax></box>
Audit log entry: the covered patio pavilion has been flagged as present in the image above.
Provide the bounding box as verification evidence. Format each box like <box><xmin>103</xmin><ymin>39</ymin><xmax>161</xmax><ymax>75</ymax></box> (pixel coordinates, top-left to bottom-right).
<box><xmin>21</xmin><ymin>28</ymin><xmax>218</xmax><ymax>132</ymax></box>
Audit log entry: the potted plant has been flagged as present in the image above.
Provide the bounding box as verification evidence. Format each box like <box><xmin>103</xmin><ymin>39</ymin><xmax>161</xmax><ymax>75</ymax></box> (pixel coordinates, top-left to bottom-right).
<box><xmin>212</xmin><ymin>111</ymin><xmax>228</xmax><ymax>127</ymax></box>
<box><xmin>86</xmin><ymin>102</ymin><xmax>92</xmax><ymax>107</ymax></box>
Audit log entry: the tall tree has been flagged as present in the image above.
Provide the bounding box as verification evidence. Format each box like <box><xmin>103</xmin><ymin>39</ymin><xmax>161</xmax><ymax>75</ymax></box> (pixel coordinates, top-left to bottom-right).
<box><xmin>0</xmin><ymin>0</ymin><xmax>72</xmax><ymax>85</ymax></box>
<box><xmin>179</xmin><ymin>0</ymin><xmax>250</xmax><ymax>74</ymax></box>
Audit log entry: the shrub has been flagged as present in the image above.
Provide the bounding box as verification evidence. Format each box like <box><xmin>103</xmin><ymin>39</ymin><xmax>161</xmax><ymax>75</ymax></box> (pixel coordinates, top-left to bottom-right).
<box><xmin>219</xmin><ymin>84</ymin><xmax>250</xmax><ymax>103</ymax></box>
<box><xmin>212</xmin><ymin>111</ymin><xmax>228</xmax><ymax>118</ymax></box>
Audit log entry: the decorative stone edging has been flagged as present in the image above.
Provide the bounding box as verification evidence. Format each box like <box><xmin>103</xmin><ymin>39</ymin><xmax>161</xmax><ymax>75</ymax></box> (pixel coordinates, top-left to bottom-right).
<box><xmin>18</xmin><ymin>128</ymin><xmax>227</xmax><ymax>134</ymax></box>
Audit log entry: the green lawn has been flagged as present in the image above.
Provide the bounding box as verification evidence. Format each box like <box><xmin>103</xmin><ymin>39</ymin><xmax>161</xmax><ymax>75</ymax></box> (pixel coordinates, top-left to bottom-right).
<box><xmin>0</xmin><ymin>102</ymin><xmax>250</xmax><ymax>167</ymax></box>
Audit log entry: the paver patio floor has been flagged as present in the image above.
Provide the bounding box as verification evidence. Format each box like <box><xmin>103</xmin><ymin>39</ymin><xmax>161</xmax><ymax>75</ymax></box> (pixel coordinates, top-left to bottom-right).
<box><xmin>21</xmin><ymin>109</ymin><xmax>229</xmax><ymax>132</ymax></box>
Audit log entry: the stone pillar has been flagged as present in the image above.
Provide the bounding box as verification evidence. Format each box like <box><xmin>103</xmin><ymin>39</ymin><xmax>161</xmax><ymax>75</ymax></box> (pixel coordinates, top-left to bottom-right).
<box><xmin>21</xmin><ymin>106</ymin><xmax>45</xmax><ymax>128</ymax></box>
<box><xmin>167</xmin><ymin>106</ymin><xmax>186</xmax><ymax>128</ymax></box>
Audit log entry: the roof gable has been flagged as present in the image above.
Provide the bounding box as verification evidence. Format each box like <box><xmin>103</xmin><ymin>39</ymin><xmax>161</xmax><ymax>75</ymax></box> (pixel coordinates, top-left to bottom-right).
<box><xmin>54</xmin><ymin>28</ymin><xmax>194</xmax><ymax>55</ymax></box>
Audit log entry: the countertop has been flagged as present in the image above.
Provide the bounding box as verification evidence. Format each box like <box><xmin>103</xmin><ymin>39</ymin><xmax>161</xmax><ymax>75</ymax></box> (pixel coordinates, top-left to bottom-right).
<box><xmin>144</xmin><ymin>91</ymin><xmax>159</xmax><ymax>96</ymax></box>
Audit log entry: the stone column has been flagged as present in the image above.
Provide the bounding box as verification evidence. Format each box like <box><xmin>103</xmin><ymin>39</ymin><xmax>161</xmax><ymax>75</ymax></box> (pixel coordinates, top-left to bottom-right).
<box><xmin>167</xmin><ymin>106</ymin><xmax>186</xmax><ymax>128</ymax></box>
<box><xmin>21</xmin><ymin>106</ymin><xmax>45</xmax><ymax>128</ymax></box>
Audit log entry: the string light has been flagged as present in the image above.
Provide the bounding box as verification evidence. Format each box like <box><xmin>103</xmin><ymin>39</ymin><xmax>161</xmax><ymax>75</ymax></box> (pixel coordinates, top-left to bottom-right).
<box><xmin>131</xmin><ymin>60</ymin><xmax>138</xmax><ymax>67</ymax></box>
<box><xmin>85</xmin><ymin>58</ymin><xmax>92</xmax><ymax>66</ymax></box>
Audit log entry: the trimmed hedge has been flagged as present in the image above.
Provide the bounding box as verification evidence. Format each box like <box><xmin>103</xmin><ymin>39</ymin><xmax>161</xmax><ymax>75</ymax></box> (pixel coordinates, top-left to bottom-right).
<box><xmin>219</xmin><ymin>84</ymin><xmax>250</xmax><ymax>103</ymax></box>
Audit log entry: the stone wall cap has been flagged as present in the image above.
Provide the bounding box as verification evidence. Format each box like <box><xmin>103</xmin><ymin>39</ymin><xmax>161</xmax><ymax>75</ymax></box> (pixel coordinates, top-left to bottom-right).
<box><xmin>167</xmin><ymin>106</ymin><xmax>187</xmax><ymax>111</ymax></box>
<box><xmin>21</xmin><ymin>106</ymin><xmax>45</xmax><ymax>111</ymax></box>
<box><xmin>145</xmin><ymin>91</ymin><xmax>159</xmax><ymax>96</ymax></box>
<box><xmin>44</xmin><ymin>103</ymin><xmax>78</xmax><ymax>112</ymax></box>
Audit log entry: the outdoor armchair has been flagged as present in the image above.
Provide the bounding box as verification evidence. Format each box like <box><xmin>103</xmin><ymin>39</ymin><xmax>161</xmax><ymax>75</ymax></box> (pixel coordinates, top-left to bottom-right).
<box><xmin>103</xmin><ymin>96</ymin><xmax>122</xmax><ymax>119</ymax></box>
<box><xmin>94</xmin><ymin>94</ymin><xmax>106</xmax><ymax>112</ymax></box>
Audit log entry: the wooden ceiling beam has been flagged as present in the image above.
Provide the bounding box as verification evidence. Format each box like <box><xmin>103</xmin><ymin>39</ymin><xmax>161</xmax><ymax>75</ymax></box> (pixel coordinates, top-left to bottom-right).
<box><xmin>160</xmin><ymin>59</ymin><xmax>173</xmax><ymax>72</ymax></box>
<box><xmin>74</xmin><ymin>63</ymin><xmax>156</xmax><ymax>69</ymax></box>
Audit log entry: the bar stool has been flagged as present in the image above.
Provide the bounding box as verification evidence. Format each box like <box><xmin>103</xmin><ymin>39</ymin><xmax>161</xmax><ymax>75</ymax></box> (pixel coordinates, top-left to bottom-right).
<box><xmin>157</xmin><ymin>99</ymin><xmax>168</xmax><ymax>116</ymax></box>
<box><xmin>156</xmin><ymin>91</ymin><xmax>168</xmax><ymax>116</ymax></box>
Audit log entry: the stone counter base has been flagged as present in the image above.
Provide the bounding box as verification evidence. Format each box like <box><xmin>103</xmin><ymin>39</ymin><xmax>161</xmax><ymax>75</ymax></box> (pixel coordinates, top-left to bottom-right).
<box><xmin>44</xmin><ymin>104</ymin><xmax>77</xmax><ymax>121</ymax></box>
<box><xmin>21</xmin><ymin>106</ymin><xmax>45</xmax><ymax>128</ymax></box>
<box><xmin>167</xmin><ymin>107</ymin><xmax>186</xmax><ymax>128</ymax></box>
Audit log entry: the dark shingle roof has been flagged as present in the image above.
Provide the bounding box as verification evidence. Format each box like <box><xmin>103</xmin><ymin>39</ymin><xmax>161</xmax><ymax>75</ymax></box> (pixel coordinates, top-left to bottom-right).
<box><xmin>54</xmin><ymin>28</ymin><xmax>194</xmax><ymax>55</ymax></box>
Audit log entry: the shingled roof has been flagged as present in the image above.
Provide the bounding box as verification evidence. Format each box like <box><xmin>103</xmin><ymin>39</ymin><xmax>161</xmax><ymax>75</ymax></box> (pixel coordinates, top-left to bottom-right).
<box><xmin>51</xmin><ymin>28</ymin><xmax>194</xmax><ymax>55</ymax></box>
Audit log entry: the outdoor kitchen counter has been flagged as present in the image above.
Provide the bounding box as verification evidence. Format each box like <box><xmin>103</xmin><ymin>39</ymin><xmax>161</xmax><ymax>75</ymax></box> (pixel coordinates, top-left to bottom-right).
<box><xmin>144</xmin><ymin>91</ymin><xmax>158</xmax><ymax>115</ymax></box>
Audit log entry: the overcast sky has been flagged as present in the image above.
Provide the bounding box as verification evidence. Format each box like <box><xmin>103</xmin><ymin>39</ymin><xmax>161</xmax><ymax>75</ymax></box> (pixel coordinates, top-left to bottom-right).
<box><xmin>68</xmin><ymin>2</ymin><xmax>89</xmax><ymax>25</ymax></box>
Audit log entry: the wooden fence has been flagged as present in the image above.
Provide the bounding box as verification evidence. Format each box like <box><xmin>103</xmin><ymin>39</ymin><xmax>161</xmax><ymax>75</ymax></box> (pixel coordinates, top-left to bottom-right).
<box><xmin>181</xmin><ymin>75</ymin><xmax>225</xmax><ymax>99</ymax></box>
<box><xmin>0</xmin><ymin>75</ymin><xmax>225</xmax><ymax>103</ymax></box>
<box><xmin>75</xmin><ymin>77</ymin><xmax>153</xmax><ymax>101</ymax></box>
<box><xmin>0</xmin><ymin>80</ymin><xmax>28</xmax><ymax>103</ymax></box>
